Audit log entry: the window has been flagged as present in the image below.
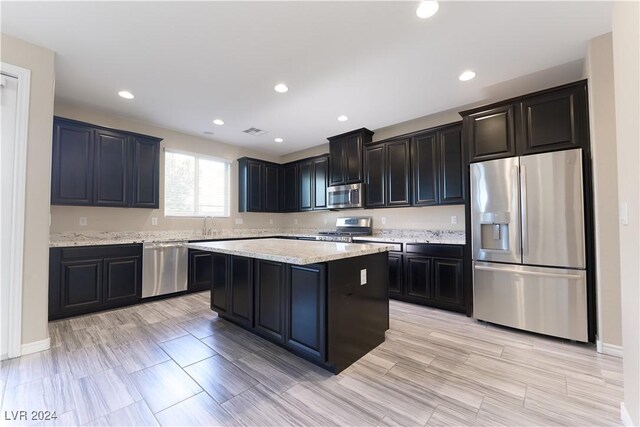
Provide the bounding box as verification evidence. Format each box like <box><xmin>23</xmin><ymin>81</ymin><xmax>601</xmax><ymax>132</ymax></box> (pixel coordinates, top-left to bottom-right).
<box><xmin>164</xmin><ymin>149</ymin><xmax>230</xmax><ymax>217</ymax></box>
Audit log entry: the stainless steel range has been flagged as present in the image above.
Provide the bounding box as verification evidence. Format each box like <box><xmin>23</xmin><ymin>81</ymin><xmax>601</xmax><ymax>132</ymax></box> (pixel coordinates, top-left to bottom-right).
<box><xmin>316</xmin><ymin>217</ymin><xmax>373</xmax><ymax>242</ymax></box>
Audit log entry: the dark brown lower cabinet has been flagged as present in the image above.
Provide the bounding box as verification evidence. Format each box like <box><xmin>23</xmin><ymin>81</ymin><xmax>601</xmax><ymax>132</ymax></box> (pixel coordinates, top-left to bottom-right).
<box><xmin>210</xmin><ymin>253</ymin><xmax>228</xmax><ymax>313</ymax></box>
<box><xmin>49</xmin><ymin>244</ymin><xmax>142</xmax><ymax>320</ymax></box>
<box><xmin>255</xmin><ymin>260</ymin><xmax>286</xmax><ymax>343</ymax></box>
<box><xmin>228</xmin><ymin>256</ymin><xmax>253</xmax><ymax>328</ymax></box>
<box><xmin>385</xmin><ymin>243</ymin><xmax>466</xmax><ymax>313</ymax></box>
<box><xmin>188</xmin><ymin>250</ymin><xmax>214</xmax><ymax>292</ymax></box>
<box><xmin>286</xmin><ymin>264</ymin><xmax>326</xmax><ymax>361</ymax></box>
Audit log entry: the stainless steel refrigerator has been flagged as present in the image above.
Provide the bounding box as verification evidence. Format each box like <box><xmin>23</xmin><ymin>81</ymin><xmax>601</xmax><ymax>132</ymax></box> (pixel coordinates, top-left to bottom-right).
<box><xmin>471</xmin><ymin>148</ymin><xmax>588</xmax><ymax>342</ymax></box>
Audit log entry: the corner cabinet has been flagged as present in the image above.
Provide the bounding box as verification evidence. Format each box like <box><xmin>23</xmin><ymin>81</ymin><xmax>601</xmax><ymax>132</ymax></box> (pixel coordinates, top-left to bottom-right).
<box><xmin>328</xmin><ymin>128</ymin><xmax>373</xmax><ymax>186</ymax></box>
<box><xmin>51</xmin><ymin>117</ymin><xmax>161</xmax><ymax>208</ymax></box>
<box><xmin>411</xmin><ymin>123</ymin><xmax>464</xmax><ymax>206</ymax></box>
<box><xmin>49</xmin><ymin>244</ymin><xmax>142</xmax><ymax>320</ymax></box>
<box><xmin>461</xmin><ymin>80</ymin><xmax>589</xmax><ymax>163</ymax></box>
<box><xmin>364</xmin><ymin>138</ymin><xmax>411</xmax><ymax>208</ymax></box>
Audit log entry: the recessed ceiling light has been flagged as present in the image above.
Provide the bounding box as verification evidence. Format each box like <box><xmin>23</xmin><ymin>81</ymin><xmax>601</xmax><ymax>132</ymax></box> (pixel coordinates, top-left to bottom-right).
<box><xmin>213</xmin><ymin>119</ymin><xmax>225</xmax><ymax>126</ymax></box>
<box><xmin>274</xmin><ymin>83</ymin><xmax>289</xmax><ymax>93</ymax></box>
<box><xmin>459</xmin><ymin>70</ymin><xmax>477</xmax><ymax>81</ymax></box>
<box><xmin>118</xmin><ymin>90</ymin><xmax>134</xmax><ymax>99</ymax></box>
<box><xmin>274</xmin><ymin>138</ymin><xmax>284</xmax><ymax>143</ymax></box>
<box><xmin>337</xmin><ymin>115</ymin><xmax>349</xmax><ymax>122</ymax></box>
<box><xmin>416</xmin><ymin>1</ymin><xmax>439</xmax><ymax>19</ymax></box>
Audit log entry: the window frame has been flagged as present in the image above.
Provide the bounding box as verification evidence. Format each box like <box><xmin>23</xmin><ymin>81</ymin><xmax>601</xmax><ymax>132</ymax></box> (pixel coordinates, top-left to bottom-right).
<box><xmin>163</xmin><ymin>148</ymin><xmax>231</xmax><ymax>218</ymax></box>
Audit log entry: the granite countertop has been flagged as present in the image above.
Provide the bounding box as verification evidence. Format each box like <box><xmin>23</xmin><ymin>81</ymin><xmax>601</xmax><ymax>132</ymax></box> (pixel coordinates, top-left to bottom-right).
<box><xmin>49</xmin><ymin>228</ymin><xmax>466</xmax><ymax>248</ymax></box>
<box><xmin>186</xmin><ymin>238</ymin><xmax>397</xmax><ymax>265</ymax></box>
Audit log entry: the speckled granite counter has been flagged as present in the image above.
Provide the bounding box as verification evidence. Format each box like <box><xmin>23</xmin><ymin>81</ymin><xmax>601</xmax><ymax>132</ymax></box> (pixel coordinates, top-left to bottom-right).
<box><xmin>186</xmin><ymin>238</ymin><xmax>396</xmax><ymax>265</ymax></box>
<box><xmin>50</xmin><ymin>228</ymin><xmax>465</xmax><ymax>247</ymax></box>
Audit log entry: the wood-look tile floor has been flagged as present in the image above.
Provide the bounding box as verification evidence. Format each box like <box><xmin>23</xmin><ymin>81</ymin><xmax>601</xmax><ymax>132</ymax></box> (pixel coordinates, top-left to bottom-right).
<box><xmin>1</xmin><ymin>292</ymin><xmax>623</xmax><ymax>426</ymax></box>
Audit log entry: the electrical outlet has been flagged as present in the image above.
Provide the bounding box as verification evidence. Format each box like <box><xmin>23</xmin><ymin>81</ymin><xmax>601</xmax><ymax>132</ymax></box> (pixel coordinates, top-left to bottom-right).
<box><xmin>79</xmin><ymin>217</ymin><xmax>87</xmax><ymax>226</ymax></box>
<box><xmin>451</xmin><ymin>215</ymin><xmax>458</xmax><ymax>225</ymax></box>
<box><xmin>235</xmin><ymin>218</ymin><xmax>243</xmax><ymax>225</ymax></box>
<box><xmin>151</xmin><ymin>217</ymin><xmax>158</xmax><ymax>226</ymax></box>
<box><xmin>360</xmin><ymin>269</ymin><xmax>367</xmax><ymax>285</ymax></box>
<box><xmin>324</xmin><ymin>217</ymin><xmax>328</xmax><ymax>225</ymax></box>
<box><xmin>381</xmin><ymin>217</ymin><xmax>386</xmax><ymax>225</ymax></box>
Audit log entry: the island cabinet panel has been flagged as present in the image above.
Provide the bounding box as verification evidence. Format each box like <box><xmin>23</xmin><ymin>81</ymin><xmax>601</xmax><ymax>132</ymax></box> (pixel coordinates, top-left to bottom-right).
<box><xmin>255</xmin><ymin>260</ymin><xmax>286</xmax><ymax>343</ymax></box>
<box><xmin>228</xmin><ymin>256</ymin><xmax>254</xmax><ymax>328</ymax></box>
<box><xmin>211</xmin><ymin>253</ymin><xmax>229</xmax><ymax>313</ymax></box>
<box><xmin>188</xmin><ymin>250</ymin><xmax>214</xmax><ymax>292</ymax></box>
<box><xmin>286</xmin><ymin>264</ymin><xmax>326</xmax><ymax>361</ymax></box>
<box><xmin>51</xmin><ymin>117</ymin><xmax>161</xmax><ymax>208</ymax></box>
<box><xmin>49</xmin><ymin>244</ymin><xmax>142</xmax><ymax>320</ymax></box>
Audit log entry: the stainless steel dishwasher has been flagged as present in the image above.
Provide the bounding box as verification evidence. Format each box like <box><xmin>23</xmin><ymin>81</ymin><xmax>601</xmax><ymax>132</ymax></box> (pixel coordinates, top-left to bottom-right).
<box><xmin>142</xmin><ymin>241</ymin><xmax>188</xmax><ymax>298</ymax></box>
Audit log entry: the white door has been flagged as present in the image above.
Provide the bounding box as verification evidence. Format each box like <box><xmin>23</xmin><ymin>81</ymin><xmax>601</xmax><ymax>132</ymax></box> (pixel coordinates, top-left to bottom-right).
<box><xmin>1</xmin><ymin>73</ymin><xmax>19</xmax><ymax>360</ymax></box>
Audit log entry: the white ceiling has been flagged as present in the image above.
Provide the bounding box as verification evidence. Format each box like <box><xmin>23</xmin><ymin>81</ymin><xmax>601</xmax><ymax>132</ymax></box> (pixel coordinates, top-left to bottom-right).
<box><xmin>2</xmin><ymin>1</ymin><xmax>612</xmax><ymax>155</ymax></box>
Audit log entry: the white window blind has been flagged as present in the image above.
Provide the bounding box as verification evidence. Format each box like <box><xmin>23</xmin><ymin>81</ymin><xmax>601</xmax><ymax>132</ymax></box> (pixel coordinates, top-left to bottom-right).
<box><xmin>164</xmin><ymin>150</ymin><xmax>230</xmax><ymax>217</ymax></box>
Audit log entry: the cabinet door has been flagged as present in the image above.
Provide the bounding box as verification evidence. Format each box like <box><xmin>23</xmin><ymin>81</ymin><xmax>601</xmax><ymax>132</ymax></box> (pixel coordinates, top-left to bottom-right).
<box><xmin>228</xmin><ymin>256</ymin><xmax>253</xmax><ymax>328</ymax></box>
<box><xmin>247</xmin><ymin>161</ymin><xmax>264</xmax><ymax>212</ymax></box>
<box><xmin>433</xmin><ymin>258</ymin><xmax>464</xmax><ymax>308</ymax></box>
<box><xmin>93</xmin><ymin>129</ymin><xmax>129</xmax><ymax>207</ymax></box>
<box><xmin>329</xmin><ymin>139</ymin><xmax>345</xmax><ymax>186</ymax></box>
<box><xmin>386</xmin><ymin>139</ymin><xmax>411</xmax><ymax>206</ymax></box>
<box><xmin>189</xmin><ymin>250</ymin><xmax>213</xmax><ymax>292</ymax></box>
<box><xmin>388</xmin><ymin>253</ymin><xmax>403</xmax><ymax>297</ymax></box>
<box><xmin>405</xmin><ymin>256</ymin><xmax>432</xmax><ymax>301</ymax></box>
<box><xmin>283</xmin><ymin>164</ymin><xmax>299</xmax><ymax>212</ymax></box>
<box><xmin>467</xmin><ymin>104</ymin><xmax>517</xmax><ymax>162</ymax></box>
<box><xmin>286</xmin><ymin>264</ymin><xmax>326</xmax><ymax>361</ymax></box>
<box><xmin>439</xmin><ymin>125</ymin><xmax>465</xmax><ymax>204</ymax></box>
<box><xmin>51</xmin><ymin>120</ymin><xmax>94</xmax><ymax>205</ymax></box>
<box><xmin>520</xmin><ymin>85</ymin><xmax>586</xmax><ymax>155</ymax></box>
<box><xmin>60</xmin><ymin>259</ymin><xmax>103</xmax><ymax>315</ymax></box>
<box><xmin>299</xmin><ymin>160</ymin><xmax>313</xmax><ymax>211</ymax></box>
<box><xmin>411</xmin><ymin>132</ymin><xmax>438</xmax><ymax>206</ymax></box>
<box><xmin>254</xmin><ymin>260</ymin><xmax>286</xmax><ymax>343</ymax></box>
<box><xmin>313</xmin><ymin>156</ymin><xmax>328</xmax><ymax>210</ymax></box>
<box><xmin>211</xmin><ymin>253</ymin><xmax>228</xmax><ymax>314</ymax></box>
<box><xmin>344</xmin><ymin>134</ymin><xmax>363</xmax><ymax>183</ymax></box>
<box><xmin>103</xmin><ymin>256</ymin><xmax>141</xmax><ymax>305</ymax></box>
<box><xmin>131</xmin><ymin>136</ymin><xmax>160</xmax><ymax>208</ymax></box>
<box><xmin>264</xmin><ymin>164</ymin><xmax>281</xmax><ymax>212</ymax></box>
<box><xmin>364</xmin><ymin>145</ymin><xmax>385</xmax><ymax>207</ymax></box>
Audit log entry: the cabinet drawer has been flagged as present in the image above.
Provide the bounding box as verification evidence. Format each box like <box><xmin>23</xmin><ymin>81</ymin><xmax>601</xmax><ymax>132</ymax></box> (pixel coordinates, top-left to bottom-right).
<box><xmin>60</xmin><ymin>244</ymin><xmax>142</xmax><ymax>260</ymax></box>
<box><xmin>405</xmin><ymin>244</ymin><xmax>463</xmax><ymax>258</ymax></box>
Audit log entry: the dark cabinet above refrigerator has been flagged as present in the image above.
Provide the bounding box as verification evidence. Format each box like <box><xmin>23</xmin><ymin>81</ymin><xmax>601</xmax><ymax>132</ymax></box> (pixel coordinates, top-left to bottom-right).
<box><xmin>461</xmin><ymin>80</ymin><xmax>589</xmax><ymax>163</ymax></box>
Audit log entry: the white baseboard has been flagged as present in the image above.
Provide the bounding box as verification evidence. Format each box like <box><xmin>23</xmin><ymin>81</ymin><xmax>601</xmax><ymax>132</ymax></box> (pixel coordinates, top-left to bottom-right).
<box><xmin>20</xmin><ymin>338</ymin><xmax>50</xmax><ymax>356</ymax></box>
<box><xmin>596</xmin><ymin>339</ymin><xmax>623</xmax><ymax>357</ymax></box>
<box><xmin>620</xmin><ymin>402</ymin><xmax>635</xmax><ymax>427</ymax></box>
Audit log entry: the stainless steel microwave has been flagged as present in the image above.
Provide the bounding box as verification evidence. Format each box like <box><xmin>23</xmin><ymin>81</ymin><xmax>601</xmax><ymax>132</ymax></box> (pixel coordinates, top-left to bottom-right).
<box><xmin>327</xmin><ymin>183</ymin><xmax>364</xmax><ymax>209</ymax></box>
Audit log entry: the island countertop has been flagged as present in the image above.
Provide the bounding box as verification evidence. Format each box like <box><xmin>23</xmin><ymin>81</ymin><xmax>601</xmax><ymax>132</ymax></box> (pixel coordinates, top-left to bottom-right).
<box><xmin>186</xmin><ymin>238</ymin><xmax>396</xmax><ymax>265</ymax></box>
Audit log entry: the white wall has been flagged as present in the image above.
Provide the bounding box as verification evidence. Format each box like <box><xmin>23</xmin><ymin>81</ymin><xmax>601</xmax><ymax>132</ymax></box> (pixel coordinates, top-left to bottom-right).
<box><xmin>611</xmin><ymin>2</ymin><xmax>640</xmax><ymax>425</ymax></box>
<box><xmin>585</xmin><ymin>33</ymin><xmax>623</xmax><ymax>349</ymax></box>
<box><xmin>0</xmin><ymin>34</ymin><xmax>55</xmax><ymax>347</ymax></box>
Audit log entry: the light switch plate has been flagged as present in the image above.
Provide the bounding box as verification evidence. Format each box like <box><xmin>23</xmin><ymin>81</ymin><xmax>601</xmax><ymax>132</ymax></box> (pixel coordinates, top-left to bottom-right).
<box><xmin>79</xmin><ymin>217</ymin><xmax>87</xmax><ymax>226</ymax></box>
<box><xmin>451</xmin><ymin>216</ymin><xmax>458</xmax><ymax>224</ymax></box>
<box><xmin>235</xmin><ymin>218</ymin><xmax>243</xmax><ymax>225</ymax></box>
<box><xmin>360</xmin><ymin>269</ymin><xmax>367</xmax><ymax>285</ymax></box>
<box><xmin>381</xmin><ymin>217</ymin><xmax>386</xmax><ymax>225</ymax></box>
<box><xmin>620</xmin><ymin>202</ymin><xmax>628</xmax><ymax>225</ymax></box>
<box><xmin>151</xmin><ymin>217</ymin><xmax>158</xmax><ymax>226</ymax></box>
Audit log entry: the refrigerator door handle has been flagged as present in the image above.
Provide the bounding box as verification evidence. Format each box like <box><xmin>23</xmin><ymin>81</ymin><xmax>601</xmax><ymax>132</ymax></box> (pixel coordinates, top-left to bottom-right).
<box><xmin>512</xmin><ymin>165</ymin><xmax>521</xmax><ymax>256</ymax></box>
<box><xmin>474</xmin><ymin>264</ymin><xmax>583</xmax><ymax>280</ymax></box>
<box><xmin>520</xmin><ymin>164</ymin><xmax>528</xmax><ymax>256</ymax></box>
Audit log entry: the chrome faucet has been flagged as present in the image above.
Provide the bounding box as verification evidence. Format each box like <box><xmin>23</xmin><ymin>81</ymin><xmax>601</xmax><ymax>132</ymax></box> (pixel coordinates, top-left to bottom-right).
<box><xmin>203</xmin><ymin>216</ymin><xmax>214</xmax><ymax>236</ymax></box>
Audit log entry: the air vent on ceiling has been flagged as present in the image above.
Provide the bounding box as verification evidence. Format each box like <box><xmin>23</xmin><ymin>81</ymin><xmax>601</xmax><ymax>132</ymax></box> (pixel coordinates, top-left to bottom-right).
<box><xmin>243</xmin><ymin>127</ymin><xmax>268</xmax><ymax>136</ymax></box>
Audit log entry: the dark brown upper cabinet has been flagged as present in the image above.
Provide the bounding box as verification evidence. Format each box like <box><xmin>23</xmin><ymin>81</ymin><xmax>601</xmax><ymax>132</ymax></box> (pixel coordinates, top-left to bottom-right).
<box><xmin>328</xmin><ymin>128</ymin><xmax>373</xmax><ymax>186</ymax></box>
<box><xmin>461</xmin><ymin>80</ymin><xmax>589</xmax><ymax>162</ymax></box>
<box><xmin>299</xmin><ymin>155</ymin><xmax>329</xmax><ymax>211</ymax></box>
<box><xmin>52</xmin><ymin>117</ymin><xmax>161</xmax><ymax>208</ymax></box>
<box><xmin>411</xmin><ymin>124</ymin><xmax>465</xmax><ymax>206</ymax></box>
<box><xmin>282</xmin><ymin>163</ymin><xmax>299</xmax><ymax>212</ymax></box>
<box><xmin>238</xmin><ymin>158</ymin><xmax>282</xmax><ymax>213</ymax></box>
<box><xmin>364</xmin><ymin>138</ymin><xmax>410</xmax><ymax>208</ymax></box>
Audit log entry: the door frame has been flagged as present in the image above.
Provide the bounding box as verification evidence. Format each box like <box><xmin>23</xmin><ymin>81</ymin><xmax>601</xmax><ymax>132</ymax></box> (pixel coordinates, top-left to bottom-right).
<box><xmin>1</xmin><ymin>62</ymin><xmax>31</xmax><ymax>359</ymax></box>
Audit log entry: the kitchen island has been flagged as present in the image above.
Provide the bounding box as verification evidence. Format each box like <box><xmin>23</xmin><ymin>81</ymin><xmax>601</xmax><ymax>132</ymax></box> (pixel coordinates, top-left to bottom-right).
<box><xmin>186</xmin><ymin>238</ymin><xmax>395</xmax><ymax>373</ymax></box>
